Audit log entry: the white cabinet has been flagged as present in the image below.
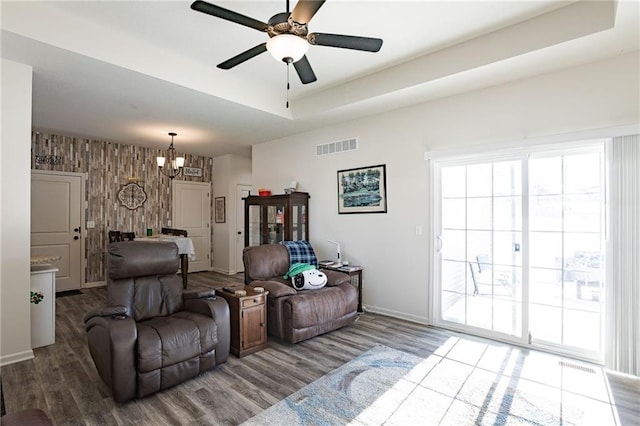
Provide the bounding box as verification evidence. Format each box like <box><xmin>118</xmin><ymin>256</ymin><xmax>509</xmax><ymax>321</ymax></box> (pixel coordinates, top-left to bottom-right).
<box><xmin>30</xmin><ymin>264</ymin><xmax>57</xmax><ymax>348</ymax></box>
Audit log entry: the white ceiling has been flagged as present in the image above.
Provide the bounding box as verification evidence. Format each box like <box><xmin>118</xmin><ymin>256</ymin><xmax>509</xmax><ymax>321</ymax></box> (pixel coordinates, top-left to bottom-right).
<box><xmin>1</xmin><ymin>1</ymin><xmax>638</xmax><ymax>157</ymax></box>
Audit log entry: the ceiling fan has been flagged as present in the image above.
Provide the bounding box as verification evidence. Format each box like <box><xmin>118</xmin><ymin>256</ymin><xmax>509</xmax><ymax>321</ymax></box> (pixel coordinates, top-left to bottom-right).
<box><xmin>190</xmin><ymin>0</ymin><xmax>383</xmax><ymax>85</ymax></box>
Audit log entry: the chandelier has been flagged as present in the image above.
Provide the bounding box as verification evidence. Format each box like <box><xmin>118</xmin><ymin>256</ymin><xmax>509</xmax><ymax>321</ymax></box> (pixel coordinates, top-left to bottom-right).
<box><xmin>157</xmin><ymin>132</ymin><xmax>185</xmax><ymax>180</ymax></box>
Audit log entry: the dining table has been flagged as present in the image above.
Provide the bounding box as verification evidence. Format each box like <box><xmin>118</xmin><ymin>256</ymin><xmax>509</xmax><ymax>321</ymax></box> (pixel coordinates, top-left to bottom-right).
<box><xmin>134</xmin><ymin>234</ymin><xmax>195</xmax><ymax>288</ymax></box>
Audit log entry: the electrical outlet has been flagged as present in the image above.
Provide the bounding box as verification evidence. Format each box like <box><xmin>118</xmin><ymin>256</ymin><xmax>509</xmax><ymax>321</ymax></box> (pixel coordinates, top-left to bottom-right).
<box><xmin>415</xmin><ymin>225</ymin><xmax>423</xmax><ymax>236</ymax></box>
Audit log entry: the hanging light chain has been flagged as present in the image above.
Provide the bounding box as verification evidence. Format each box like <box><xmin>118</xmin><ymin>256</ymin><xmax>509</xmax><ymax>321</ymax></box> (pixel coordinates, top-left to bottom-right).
<box><xmin>286</xmin><ymin>62</ymin><xmax>290</xmax><ymax>109</ymax></box>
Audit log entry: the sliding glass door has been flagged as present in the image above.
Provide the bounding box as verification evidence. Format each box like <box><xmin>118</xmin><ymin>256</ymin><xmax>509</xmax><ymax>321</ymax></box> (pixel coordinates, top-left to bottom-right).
<box><xmin>528</xmin><ymin>152</ymin><xmax>605</xmax><ymax>356</ymax></box>
<box><xmin>440</xmin><ymin>160</ymin><xmax>523</xmax><ymax>337</ymax></box>
<box><xmin>434</xmin><ymin>144</ymin><xmax>605</xmax><ymax>361</ymax></box>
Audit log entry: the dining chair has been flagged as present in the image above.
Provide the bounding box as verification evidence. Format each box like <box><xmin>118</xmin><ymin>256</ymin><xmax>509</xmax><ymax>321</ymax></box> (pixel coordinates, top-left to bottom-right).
<box><xmin>108</xmin><ymin>230</ymin><xmax>123</xmax><ymax>243</ymax></box>
<box><xmin>172</xmin><ymin>229</ymin><xmax>188</xmax><ymax>237</ymax></box>
<box><xmin>121</xmin><ymin>232</ymin><xmax>135</xmax><ymax>241</ymax></box>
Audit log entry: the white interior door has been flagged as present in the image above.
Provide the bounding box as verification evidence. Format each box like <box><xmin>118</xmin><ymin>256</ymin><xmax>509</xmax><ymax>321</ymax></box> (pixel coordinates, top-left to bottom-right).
<box><xmin>236</xmin><ymin>184</ymin><xmax>251</xmax><ymax>273</ymax></box>
<box><xmin>172</xmin><ymin>181</ymin><xmax>211</xmax><ymax>272</ymax></box>
<box><xmin>31</xmin><ymin>171</ymin><xmax>84</xmax><ymax>292</ymax></box>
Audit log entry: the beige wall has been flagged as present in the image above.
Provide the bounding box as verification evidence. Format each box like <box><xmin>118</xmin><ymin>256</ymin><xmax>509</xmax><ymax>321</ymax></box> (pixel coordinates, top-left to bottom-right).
<box><xmin>1</xmin><ymin>59</ymin><xmax>34</xmax><ymax>365</ymax></box>
<box><xmin>31</xmin><ymin>132</ymin><xmax>214</xmax><ymax>283</ymax></box>
<box><xmin>251</xmin><ymin>52</ymin><xmax>640</xmax><ymax>324</ymax></box>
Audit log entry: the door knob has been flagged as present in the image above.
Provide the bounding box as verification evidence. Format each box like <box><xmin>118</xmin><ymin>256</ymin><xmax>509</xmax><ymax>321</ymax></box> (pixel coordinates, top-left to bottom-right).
<box><xmin>238</xmin><ymin>231</ymin><xmax>242</xmax><ymax>235</ymax></box>
<box><xmin>73</xmin><ymin>236</ymin><xmax>80</xmax><ymax>240</ymax></box>
<box><xmin>74</xmin><ymin>227</ymin><xmax>81</xmax><ymax>233</ymax></box>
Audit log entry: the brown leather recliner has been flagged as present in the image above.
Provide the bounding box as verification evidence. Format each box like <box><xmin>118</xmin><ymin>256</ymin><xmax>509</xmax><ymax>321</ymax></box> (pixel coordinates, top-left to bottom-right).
<box><xmin>84</xmin><ymin>241</ymin><xmax>230</xmax><ymax>402</ymax></box>
<box><xmin>243</xmin><ymin>244</ymin><xmax>357</xmax><ymax>343</ymax></box>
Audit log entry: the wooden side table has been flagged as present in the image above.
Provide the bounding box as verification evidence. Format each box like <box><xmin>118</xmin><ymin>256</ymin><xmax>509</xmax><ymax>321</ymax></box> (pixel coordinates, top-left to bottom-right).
<box><xmin>216</xmin><ymin>286</ymin><xmax>268</xmax><ymax>358</ymax></box>
<box><xmin>321</xmin><ymin>264</ymin><xmax>364</xmax><ymax>313</ymax></box>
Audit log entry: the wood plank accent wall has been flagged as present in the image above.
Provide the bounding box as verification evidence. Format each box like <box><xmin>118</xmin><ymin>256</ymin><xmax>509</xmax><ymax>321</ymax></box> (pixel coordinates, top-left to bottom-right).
<box><xmin>31</xmin><ymin>132</ymin><xmax>214</xmax><ymax>283</ymax></box>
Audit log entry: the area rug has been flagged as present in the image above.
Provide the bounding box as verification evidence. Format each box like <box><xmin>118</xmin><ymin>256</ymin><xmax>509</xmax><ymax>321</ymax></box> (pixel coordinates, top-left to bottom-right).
<box><xmin>242</xmin><ymin>344</ymin><xmax>424</xmax><ymax>425</ymax></box>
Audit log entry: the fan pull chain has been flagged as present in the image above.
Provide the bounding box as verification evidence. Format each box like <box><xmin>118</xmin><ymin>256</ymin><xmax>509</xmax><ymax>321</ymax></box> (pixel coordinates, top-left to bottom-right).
<box><xmin>286</xmin><ymin>62</ymin><xmax>290</xmax><ymax>109</ymax></box>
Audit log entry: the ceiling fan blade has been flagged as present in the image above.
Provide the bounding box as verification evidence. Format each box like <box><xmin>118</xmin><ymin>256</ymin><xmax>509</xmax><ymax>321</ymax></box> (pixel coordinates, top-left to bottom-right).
<box><xmin>217</xmin><ymin>43</ymin><xmax>267</xmax><ymax>69</ymax></box>
<box><xmin>191</xmin><ymin>1</ymin><xmax>268</xmax><ymax>32</ymax></box>
<box><xmin>293</xmin><ymin>55</ymin><xmax>317</xmax><ymax>84</ymax></box>
<box><xmin>309</xmin><ymin>33</ymin><xmax>383</xmax><ymax>52</ymax></box>
<box><xmin>290</xmin><ymin>0</ymin><xmax>326</xmax><ymax>24</ymax></box>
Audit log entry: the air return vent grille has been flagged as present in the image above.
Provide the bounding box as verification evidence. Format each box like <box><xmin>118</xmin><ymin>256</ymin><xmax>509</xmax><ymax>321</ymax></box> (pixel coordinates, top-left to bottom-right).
<box><xmin>316</xmin><ymin>138</ymin><xmax>358</xmax><ymax>156</ymax></box>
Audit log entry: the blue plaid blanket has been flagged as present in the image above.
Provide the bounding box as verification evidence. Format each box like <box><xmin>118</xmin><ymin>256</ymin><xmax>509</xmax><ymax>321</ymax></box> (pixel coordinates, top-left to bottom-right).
<box><xmin>280</xmin><ymin>240</ymin><xmax>318</xmax><ymax>268</ymax></box>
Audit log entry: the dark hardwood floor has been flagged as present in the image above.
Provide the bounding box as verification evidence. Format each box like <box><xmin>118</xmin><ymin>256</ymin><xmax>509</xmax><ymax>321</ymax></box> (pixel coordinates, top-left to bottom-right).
<box><xmin>3</xmin><ymin>271</ymin><xmax>638</xmax><ymax>425</ymax></box>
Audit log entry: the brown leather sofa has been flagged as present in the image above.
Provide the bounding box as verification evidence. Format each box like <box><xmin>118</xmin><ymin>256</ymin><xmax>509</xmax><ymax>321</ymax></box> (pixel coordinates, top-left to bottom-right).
<box><xmin>84</xmin><ymin>241</ymin><xmax>230</xmax><ymax>402</ymax></box>
<box><xmin>243</xmin><ymin>244</ymin><xmax>357</xmax><ymax>343</ymax></box>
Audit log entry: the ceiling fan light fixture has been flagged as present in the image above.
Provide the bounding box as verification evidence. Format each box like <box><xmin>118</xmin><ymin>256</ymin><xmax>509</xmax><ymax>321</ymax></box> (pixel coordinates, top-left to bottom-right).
<box><xmin>266</xmin><ymin>34</ymin><xmax>309</xmax><ymax>63</ymax></box>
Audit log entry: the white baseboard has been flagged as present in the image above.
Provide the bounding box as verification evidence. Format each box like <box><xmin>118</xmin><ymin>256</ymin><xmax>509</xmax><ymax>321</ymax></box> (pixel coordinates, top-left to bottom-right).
<box><xmin>363</xmin><ymin>305</ymin><xmax>430</xmax><ymax>326</ymax></box>
<box><xmin>0</xmin><ymin>349</ymin><xmax>34</xmax><ymax>367</ymax></box>
<box><xmin>83</xmin><ymin>281</ymin><xmax>106</xmax><ymax>289</ymax></box>
<box><xmin>211</xmin><ymin>266</ymin><xmax>234</xmax><ymax>275</ymax></box>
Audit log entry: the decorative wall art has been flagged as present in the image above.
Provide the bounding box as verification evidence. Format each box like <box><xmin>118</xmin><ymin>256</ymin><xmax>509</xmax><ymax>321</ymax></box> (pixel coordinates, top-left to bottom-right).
<box><xmin>215</xmin><ymin>196</ymin><xmax>226</xmax><ymax>223</ymax></box>
<box><xmin>183</xmin><ymin>167</ymin><xmax>203</xmax><ymax>177</ymax></box>
<box><xmin>337</xmin><ymin>164</ymin><xmax>387</xmax><ymax>214</ymax></box>
<box><xmin>117</xmin><ymin>182</ymin><xmax>147</xmax><ymax>210</ymax></box>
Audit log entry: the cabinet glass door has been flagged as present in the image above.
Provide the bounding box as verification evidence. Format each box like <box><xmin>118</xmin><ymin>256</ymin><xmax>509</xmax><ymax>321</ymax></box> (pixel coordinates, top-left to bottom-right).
<box><xmin>248</xmin><ymin>205</ymin><xmax>262</xmax><ymax>246</ymax></box>
<box><xmin>292</xmin><ymin>203</ymin><xmax>306</xmax><ymax>241</ymax></box>
<box><xmin>267</xmin><ymin>204</ymin><xmax>285</xmax><ymax>244</ymax></box>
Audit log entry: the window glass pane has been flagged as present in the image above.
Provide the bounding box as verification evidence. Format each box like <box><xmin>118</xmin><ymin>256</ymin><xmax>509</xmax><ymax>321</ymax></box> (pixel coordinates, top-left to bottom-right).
<box><xmin>564</xmin><ymin>194</ymin><xmax>601</xmax><ymax>232</ymax></box>
<box><xmin>494</xmin><ymin>299</ymin><xmax>521</xmax><ymax>336</ymax></box>
<box><xmin>467</xmin><ymin>197</ymin><xmax>492</xmax><ymax>230</ymax></box>
<box><xmin>530</xmin><ymin>195</ymin><xmax>562</xmax><ymax>232</ymax></box>
<box><xmin>494</xmin><ymin>196</ymin><xmax>521</xmax><ymax>231</ymax></box>
<box><xmin>530</xmin><ymin>231</ymin><xmax>562</xmax><ymax>269</ymax></box>
<box><xmin>442</xmin><ymin>166</ymin><xmax>466</xmax><ymax>198</ymax></box>
<box><xmin>493</xmin><ymin>161</ymin><xmax>521</xmax><ymax>196</ymax></box>
<box><xmin>467</xmin><ymin>163</ymin><xmax>492</xmax><ymax>197</ymax></box>
<box><xmin>530</xmin><ymin>304</ymin><xmax>562</xmax><ymax>344</ymax></box>
<box><xmin>442</xmin><ymin>291</ymin><xmax>466</xmax><ymax>324</ymax></box>
<box><xmin>442</xmin><ymin>229</ymin><xmax>466</xmax><ymax>261</ymax></box>
<box><xmin>564</xmin><ymin>153</ymin><xmax>601</xmax><ymax>194</ymax></box>
<box><xmin>467</xmin><ymin>296</ymin><xmax>492</xmax><ymax>329</ymax></box>
<box><xmin>529</xmin><ymin>267</ymin><xmax>561</xmax><ymax>306</ymax></box>
<box><xmin>564</xmin><ymin>233</ymin><xmax>602</xmax><ymax>261</ymax></box>
<box><xmin>467</xmin><ymin>230</ymin><xmax>492</xmax><ymax>262</ymax></box>
<box><xmin>441</xmin><ymin>260</ymin><xmax>468</xmax><ymax>294</ymax></box>
<box><xmin>563</xmin><ymin>310</ymin><xmax>601</xmax><ymax>351</ymax></box>
<box><xmin>530</xmin><ymin>157</ymin><xmax>562</xmax><ymax>195</ymax></box>
<box><xmin>442</xmin><ymin>198</ymin><xmax>465</xmax><ymax>229</ymax></box>
<box><xmin>494</xmin><ymin>231</ymin><xmax>522</xmax><ymax>267</ymax></box>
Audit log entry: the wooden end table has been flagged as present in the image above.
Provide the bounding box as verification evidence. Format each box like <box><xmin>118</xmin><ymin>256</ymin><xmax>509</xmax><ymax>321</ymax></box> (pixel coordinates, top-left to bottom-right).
<box><xmin>216</xmin><ymin>286</ymin><xmax>268</xmax><ymax>358</ymax></box>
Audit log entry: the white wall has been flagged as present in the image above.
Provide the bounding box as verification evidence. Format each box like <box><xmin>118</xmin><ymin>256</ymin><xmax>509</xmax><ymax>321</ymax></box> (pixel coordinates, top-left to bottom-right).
<box><xmin>1</xmin><ymin>59</ymin><xmax>34</xmax><ymax>365</ymax></box>
<box><xmin>252</xmin><ymin>52</ymin><xmax>640</xmax><ymax>324</ymax></box>
<box><xmin>212</xmin><ymin>154</ymin><xmax>251</xmax><ymax>274</ymax></box>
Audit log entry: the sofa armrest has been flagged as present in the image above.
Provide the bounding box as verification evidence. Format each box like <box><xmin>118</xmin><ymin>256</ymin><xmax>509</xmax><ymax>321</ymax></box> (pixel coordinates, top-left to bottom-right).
<box><xmin>83</xmin><ymin>305</ymin><xmax>127</xmax><ymax>323</ymax></box>
<box><xmin>323</xmin><ymin>269</ymin><xmax>351</xmax><ymax>286</ymax></box>
<box><xmin>249</xmin><ymin>280</ymin><xmax>297</xmax><ymax>297</ymax></box>
<box><xmin>84</xmin><ymin>313</ymin><xmax>137</xmax><ymax>402</ymax></box>
<box><xmin>183</xmin><ymin>289</ymin><xmax>216</xmax><ymax>300</ymax></box>
<box><xmin>183</xmin><ymin>297</ymin><xmax>230</xmax><ymax>365</ymax></box>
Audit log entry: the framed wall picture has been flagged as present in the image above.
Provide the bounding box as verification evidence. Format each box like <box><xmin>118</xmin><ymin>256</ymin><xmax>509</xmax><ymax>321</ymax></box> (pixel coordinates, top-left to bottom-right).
<box><xmin>214</xmin><ymin>196</ymin><xmax>226</xmax><ymax>223</ymax></box>
<box><xmin>337</xmin><ymin>164</ymin><xmax>387</xmax><ymax>214</ymax></box>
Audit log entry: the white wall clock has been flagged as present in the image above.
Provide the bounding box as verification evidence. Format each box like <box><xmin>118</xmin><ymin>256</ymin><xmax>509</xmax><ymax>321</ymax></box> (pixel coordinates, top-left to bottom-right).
<box><xmin>118</xmin><ymin>182</ymin><xmax>147</xmax><ymax>210</ymax></box>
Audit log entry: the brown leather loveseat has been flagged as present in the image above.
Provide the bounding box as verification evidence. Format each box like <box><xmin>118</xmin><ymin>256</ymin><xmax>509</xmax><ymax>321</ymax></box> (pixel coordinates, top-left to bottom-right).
<box><xmin>243</xmin><ymin>244</ymin><xmax>357</xmax><ymax>343</ymax></box>
<box><xmin>84</xmin><ymin>241</ymin><xmax>230</xmax><ymax>402</ymax></box>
